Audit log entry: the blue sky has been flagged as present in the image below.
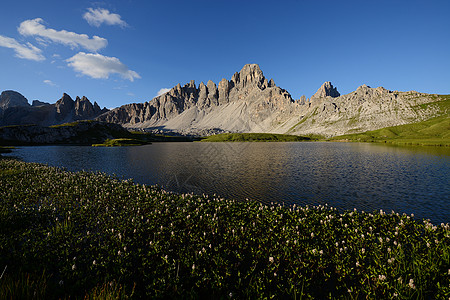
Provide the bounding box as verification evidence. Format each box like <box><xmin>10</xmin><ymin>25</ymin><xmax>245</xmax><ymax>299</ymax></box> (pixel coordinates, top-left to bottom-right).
<box><xmin>0</xmin><ymin>0</ymin><xmax>449</xmax><ymax>109</ymax></box>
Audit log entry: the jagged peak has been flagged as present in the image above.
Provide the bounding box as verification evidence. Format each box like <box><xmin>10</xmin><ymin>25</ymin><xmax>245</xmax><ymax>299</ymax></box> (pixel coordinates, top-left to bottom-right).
<box><xmin>268</xmin><ymin>78</ymin><xmax>276</xmax><ymax>88</ymax></box>
<box><xmin>58</xmin><ymin>93</ymin><xmax>74</xmax><ymax>103</ymax></box>
<box><xmin>184</xmin><ymin>80</ymin><xmax>196</xmax><ymax>89</ymax></box>
<box><xmin>312</xmin><ymin>82</ymin><xmax>340</xmax><ymax>98</ymax></box>
<box><xmin>238</xmin><ymin>64</ymin><xmax>264</xmax><ymax>80</ymax></box>
<box><xmin>230</xmin><ymin>64</ymin><xmax>267</xmax><ymax>90</ymax></box>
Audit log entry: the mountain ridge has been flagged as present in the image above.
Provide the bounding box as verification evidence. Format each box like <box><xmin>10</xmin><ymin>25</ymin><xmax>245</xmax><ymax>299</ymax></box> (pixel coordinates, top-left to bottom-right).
<box><xmin>0</xmin><ymin>91</ymin><xmax>108</xmax><ymax>127</ymax></box>
<box><xmin>97</xmin><ymin>64</ymin><xmax>448</xmax><ymax>136</ymax></box>
<box><xmin>1</xmin><ymin>64</ymin><xmax>448</xmax><ymax>137</ymax></box>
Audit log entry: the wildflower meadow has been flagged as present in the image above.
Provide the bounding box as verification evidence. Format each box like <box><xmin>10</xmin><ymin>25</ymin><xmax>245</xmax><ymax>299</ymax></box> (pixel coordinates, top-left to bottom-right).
<box><xmin>0</xmin><ymin>158</ymin><xmax>449</xmax><ymax>298</ymax></box>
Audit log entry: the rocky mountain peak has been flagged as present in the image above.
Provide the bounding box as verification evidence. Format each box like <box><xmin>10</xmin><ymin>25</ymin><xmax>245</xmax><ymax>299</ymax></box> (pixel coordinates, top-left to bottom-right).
<box><xmin>231</xmin><ymin>64</ymin><xmax>268</xmax><ymax>90</ymax></box>
<box><xmin>0</xmin><ymin>90</ymin><xmax>30</xmax><ymax>109</ymax></box>
<box><xmin>58</xmin><ymin>93</ymin><xmax>74</xmax><ymax>104</ymax></box>
<box><xmin>55</xmin><ymin>93</ymin><xmax>75</xmax><ymax>121</ymax></box>
<box><xmin>268</xmin><ymin>78</ymin><xmax>276</xmax><ymax>88</ymax></box>
<box><xmin>356</xmin><ymin>84</ymin><xmax>371</xmax><ymax>94</ymax></box>
<box><xmin>239</xmin><ymin>63</ymin><xmax>263</xmax><ymax>76</ymax></box>
<box><xmin>185</xmin><ymin>80</ymin><xmax>196</xmax><ymax>89</ymax></box>
<box><xmin>312</xmin><ymin>81</ymin><xmax>340</xmax><ymax>99</ymax></box>
<box><xmin>0</xmin><ymin>90</ymin><xmax>108</xmax><ymax>127</ymax></box>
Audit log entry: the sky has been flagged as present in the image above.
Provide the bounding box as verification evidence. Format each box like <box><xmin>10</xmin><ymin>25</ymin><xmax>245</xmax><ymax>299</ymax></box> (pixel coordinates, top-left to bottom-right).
<box><xmin>0</xmin><ymin>0</ymin><xmax>449</xmax><ymax>109</ymax></box>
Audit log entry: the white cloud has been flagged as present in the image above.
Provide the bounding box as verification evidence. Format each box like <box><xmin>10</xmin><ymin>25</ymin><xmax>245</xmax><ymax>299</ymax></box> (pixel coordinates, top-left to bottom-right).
<box><xmin>0</xmin><ymin>34</ymin><xmax>45</xmax><ymax>61</ymax></box>
<box><xmin>156</xmin><ymin>88</ymin><xmax>171</xmax><ymax>97</ymax></box>
<box><xmin>66</xmin><ymin>52</ymin><xmax>140</xmax><ymax>81</ymax></box>
<box><xmin>43</xmin><ymin>79</ymin><xmax>57</xmax><ymax>86</ymax></box>
<box><xmin>83</xmin><ymin>8</ymin><xmax>128</xmax><ymax>27</ymax></box>
<box><xmin>18</xmin><ymin>18</ymin><xmax>107</xmax><ymax>52</ymax></box>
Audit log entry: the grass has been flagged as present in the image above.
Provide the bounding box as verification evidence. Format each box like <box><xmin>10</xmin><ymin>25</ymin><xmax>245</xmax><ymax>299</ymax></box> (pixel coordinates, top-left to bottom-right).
<box><xmin>0</xmin><ymin>158</ymin><xmax>449</xmax><ymax>298</ymax></box>
<box><xmin>92</xmin><ymin>138</ymin><xmax>148</xmax><ymax>147</ymax></box>
<box><xmin>49</xmin><ymin>120</ymin><xmax>96</xmax><ymax>128</ymax></box>
<box><xmin>200</xmin><ymin>132</ymin><xmax>312</xmax><ymax>142</ymax></box>
<box><xmin>330</xmin><ymin>114</ymin><xmax>450</xmax><ymax>146</ymax></box>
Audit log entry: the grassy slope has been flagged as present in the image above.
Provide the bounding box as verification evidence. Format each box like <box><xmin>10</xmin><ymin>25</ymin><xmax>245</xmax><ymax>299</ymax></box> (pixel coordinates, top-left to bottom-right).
<box><xmin>330</xmin><ymin>114</ymin><xmax>450</xmax><ymax>146</ymax></box>
<box><xmin>200</xmin><ymin>132</ymin><xmax>312</xmax><ymax>142</ymax></box>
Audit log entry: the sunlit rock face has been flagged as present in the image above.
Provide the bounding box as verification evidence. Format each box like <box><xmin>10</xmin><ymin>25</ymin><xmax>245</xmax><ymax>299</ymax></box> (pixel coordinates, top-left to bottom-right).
<box><xmin>96</xmin><ymin>64</ymin><xmax>444</xmax><ymax>137</ymax></box>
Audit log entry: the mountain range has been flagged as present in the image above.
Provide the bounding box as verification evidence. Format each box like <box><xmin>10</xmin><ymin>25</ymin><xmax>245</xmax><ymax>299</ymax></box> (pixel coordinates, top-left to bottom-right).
<box><xmin>1</xmin><ymin>64</ymin><xmax>448</xmax><ymax>137</ymax></box>
<box><xmin>0</xmin><ymin>91</ymin><xmax>108</xmax><ymax>127</ymax></box>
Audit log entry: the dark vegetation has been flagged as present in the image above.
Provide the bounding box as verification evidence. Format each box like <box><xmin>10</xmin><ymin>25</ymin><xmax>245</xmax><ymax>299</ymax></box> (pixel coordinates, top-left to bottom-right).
<box><xmin>200</xmin><ymin>132</ymin><xmax>313</xmax><ymax>142</ymax></box>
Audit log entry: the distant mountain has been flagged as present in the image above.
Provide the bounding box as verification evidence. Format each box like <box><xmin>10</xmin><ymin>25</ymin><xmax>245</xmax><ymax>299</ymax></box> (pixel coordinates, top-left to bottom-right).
<box><xmin>97</xmin><ymin>64</ymin><xmax>449</xmax><ymax>136</ymax></box>
<box><xmin>0</xmin><ymin>90</ymin><xmax>30</xmax><ymax>109</ymax></box>
<box><xmin>0</xmin><ymin>91</ymin><xmax>108</xmax><ymax>126</ymax></box>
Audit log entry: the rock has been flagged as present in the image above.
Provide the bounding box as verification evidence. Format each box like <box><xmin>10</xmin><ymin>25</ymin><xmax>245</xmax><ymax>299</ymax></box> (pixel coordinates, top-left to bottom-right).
<box><xmin>206</xmin><ymin>80</ymin><xmax>218</xmax><ymax>106</ymax></box>
<box><xmin>298</xmin><ymin>95</ymin><xmax>307</xmax><ymax>104</ymax></box>
<box><xmin>197</xmin><ymin>82</ymin><xmax>208</xmax><ymax>107</ymax></box>
<box><xmin>218</xmin><ymin>78</ymin><xmax>232</xmax><ymax>105</ymax></box>
<box><xmin>95</xmin><ymin>64</ymin><xmax>445</xmax><ymax>137</ymax></box>
<box><xmin>55</xmin><ymin>93</ymin><xmax>75</xmax><ymax>121</ymax></box>
<box><xmin>268</xmin><ymin>78</ymin><xmax>276</xmax><ymax>88</ymax></box>
<box><xmin>311</xmin><ymin>82</ymin><xmax>340</xmax><ymax>99</ymax></box>
<box><xmin>0</xmin><ymin>91</ymin><xmax>109</xmax><ymax>126</ymax></box>
<box><xmin>32</xmin><ymin>100</ymin><xmax>50</xmax><ymax>107</ymax></box>
<box><xmin>0</xmin><ymin>90</ymin><xmax>30</xmax><ymax>109</ymax></box>
<box><xmin>235</xmin><ymin>64</ymin><xmax>266</xmax><ymax>89</ymax></box>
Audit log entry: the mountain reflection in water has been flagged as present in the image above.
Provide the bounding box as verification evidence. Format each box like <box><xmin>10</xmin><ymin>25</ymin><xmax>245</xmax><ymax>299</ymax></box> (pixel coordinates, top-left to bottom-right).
<box><xmin>7</xmin><ymin>142</ymin><xmax>450</xmax><ymax>224</ymax></box>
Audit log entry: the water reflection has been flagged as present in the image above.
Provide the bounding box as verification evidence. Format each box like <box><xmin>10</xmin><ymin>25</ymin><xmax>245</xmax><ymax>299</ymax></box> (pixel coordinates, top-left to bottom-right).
<box><xmin>6</xmin><ymin>142</ymin><xmax>450</xmax><ymax>224</ymax></box>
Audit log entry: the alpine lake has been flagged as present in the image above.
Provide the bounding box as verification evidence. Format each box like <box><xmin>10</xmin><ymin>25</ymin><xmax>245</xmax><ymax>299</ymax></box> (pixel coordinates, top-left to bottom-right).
<box><xmin>5</xmin><ymin>141</ymin><xmax>450</xmax><ymax>224</ymax></box>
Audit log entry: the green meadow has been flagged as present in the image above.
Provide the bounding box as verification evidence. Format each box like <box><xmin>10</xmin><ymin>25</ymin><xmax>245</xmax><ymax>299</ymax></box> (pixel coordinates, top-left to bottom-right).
<box><xmin>0</xmin><ymin>158</ymin><xmax>449</xmax><ymax>298</ymax></box>
<box><xmin>92</xmin><ymin>138</ymin><xmax>149</xmax><ymax>147</ymax></box>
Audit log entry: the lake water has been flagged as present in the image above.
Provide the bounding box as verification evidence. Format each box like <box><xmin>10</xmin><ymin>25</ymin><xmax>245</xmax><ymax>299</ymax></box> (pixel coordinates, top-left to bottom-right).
<box><xmin>5</xmin><ymin>142</ymin><xmax>450</xmax><ymax>224</ymax></box>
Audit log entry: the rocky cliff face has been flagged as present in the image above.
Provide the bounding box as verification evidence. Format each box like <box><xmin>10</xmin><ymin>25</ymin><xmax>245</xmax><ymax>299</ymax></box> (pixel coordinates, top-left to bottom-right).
<box><xmin>311</xmin><ymin>82</ymin><xmax>340</xmax><ymax>99</ymax></box>
<box><xmin>3</xmin><ymin>65</ymin><xmax>447</xmax><ymax>136</ymax></box>
<box><xmin>289</xmin><ymin>85</ymin><xmax>445</xmax><ymax>136</ymax></box>
<box><xmin>0</xmin><ymin>90</ymin><xmax>30</xmax><ymax>109</ymax></box>
<box><xmin>98</xmin><ymin>64</ymin><xmax>298</xmax><ymax>134</ymax></box>
<box><xmin>0</xmin><ymin>91</ymin><xmax>108</xmax><ymax>126</ymax></box>
<box><xmin>97</xmin><ymin>64</ymin><xmax>448</xmax><ymax>136</ymax></box>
